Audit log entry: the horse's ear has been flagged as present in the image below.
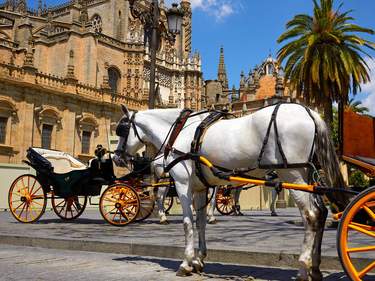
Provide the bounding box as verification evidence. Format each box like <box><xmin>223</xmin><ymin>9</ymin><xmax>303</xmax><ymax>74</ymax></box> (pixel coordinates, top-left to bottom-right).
<box><xmin>121</xmin><ymin>104</ymin><xmax>130</xmax><ymax>118</ymax></box>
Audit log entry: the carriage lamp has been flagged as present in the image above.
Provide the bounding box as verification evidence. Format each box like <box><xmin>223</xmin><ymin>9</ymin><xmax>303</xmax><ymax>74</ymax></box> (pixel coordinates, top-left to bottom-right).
<box><xmin>127</xmin><ymin>0</ymin><xmax>184</xmax><ymax>109</ymax></box>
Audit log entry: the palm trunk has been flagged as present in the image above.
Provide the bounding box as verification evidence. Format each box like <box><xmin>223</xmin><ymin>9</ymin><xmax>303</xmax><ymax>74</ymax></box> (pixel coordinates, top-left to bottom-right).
<box><xmin>323</xmin><ymin>97</ymin><xmax>333</xmax><ymax>136</ymax></box>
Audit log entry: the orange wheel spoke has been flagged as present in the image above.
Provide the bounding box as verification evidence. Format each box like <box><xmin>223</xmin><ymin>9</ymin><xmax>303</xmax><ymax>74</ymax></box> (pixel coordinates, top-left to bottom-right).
<box><xmin>365</xmin><ymin>201</ymin><xmax>375</xmax><ymax>208</ymax></box>
<box><xmin>104</xmin><ymin>207</ymin><xmax>117</xmax><ymax>217</ymax></box>
<box><xmin>347</xmin><ymin>245</ymin><xmax>375</xmax><ymax>253</ymax></box>
<box><xmin>112</xmin><ymin>209</ymin><xmax>119</xmax><ymax>221</ymax></box>
<box><xmin>12</xmin><ymin>201</ymin><xmax>25</xmax><ymax>212</ymax></box>
<box><xmin>19</xmin><ymin>203</ymin><xmax>26</xmax><ymax>218</ymax></box>
<box><xmin>349</xmin><ymin>223</ymin><xmax>375</xmax><ymax>238</ymax></box>
<box><xmin>122</xmin><ymin>211</ymin><xmax>130</xmax><ymax>221</ymax></box>
<box><xmin>31</xmin><ymin>186</ymin><xmax>42</xmax><ymax>197</ymax></box>
<box><xmin>30</xmin><ymin>200</ymin><xmax>43</xmax><ymax>207</ymax></box>
<box><xmin>351</xmin><ymin>222</ymin><xmax>375</xmax><ymax>232</ymax></box>
<box><xmin>359</xmin><ymin>261</ymin><xmax>375</xmax><ymax>278</ymax></box>
<box><xmin>29</xmin><ymin>178</ymin><xmax>37</xmax><ymax>196</ymax></box>
<box><xmin>363</xmin><ymin>205</ymin><xmax>375</xmax><ymax>221</ymax></box>
<box><xmin>103</xmin><ymin>197</ymin><xmax>117</xmax><ymax>203</ymax></box>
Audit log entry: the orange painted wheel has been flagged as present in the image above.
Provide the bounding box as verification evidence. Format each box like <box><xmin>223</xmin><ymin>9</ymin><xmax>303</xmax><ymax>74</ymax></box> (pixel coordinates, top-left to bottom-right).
<box><xmin>51</xmin><ymin>194</ymin><xmax>87</xmax><ymax>220</ymax></box>
<box><xmin>8</xmin><ymin>174</ymin><xmax>47</xmax><ymax>223</ymax></box>
<box><xmin>99</xmin><ymin>183</ymin><xmax>140</xmax><ymax>226</ymax></box>
<box><xmin>337</xmin><ymin>186</ymin><xmax>375</xmax><ymax>281</ymax></box>
<box><xmin>135</xmin><ymin>190</ymin><xmax>155</xmax><ymax>222</ymax></box>
<box><xmin>215</xmin><ymin>186</ymin><xmax>234</xmax><ymax>215</ymax></box>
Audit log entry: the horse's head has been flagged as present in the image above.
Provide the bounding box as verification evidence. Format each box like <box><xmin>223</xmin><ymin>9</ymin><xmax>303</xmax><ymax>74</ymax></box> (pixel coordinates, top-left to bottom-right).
<box><xmin>113</xmin><ymin>105</ymin><xmax>146</xmax><ymax>167</ymax></box>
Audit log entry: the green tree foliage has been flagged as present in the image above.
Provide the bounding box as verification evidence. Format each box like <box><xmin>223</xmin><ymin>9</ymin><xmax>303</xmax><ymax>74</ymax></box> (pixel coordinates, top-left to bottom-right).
<box><xmin>277</xmin><ymin>0</ymin><xmax>374</xmax><ymax>132</ymax></box>
<box><xmin>348</xmin><ymin>98</ymin><xmax>369</xmax><ymax>114</ymax></box>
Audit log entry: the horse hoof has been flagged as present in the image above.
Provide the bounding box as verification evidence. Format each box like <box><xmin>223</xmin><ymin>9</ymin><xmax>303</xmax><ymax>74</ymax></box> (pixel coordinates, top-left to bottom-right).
<box><xmin>176</xmin><ymin>266</ymin><xmax>192</xmax><ymax>277</ymax></box>
<box><xmin>207</xmin><ymin>219</ymin><xmax>217</xmax><ymax>224</ymax></box>
<box><xmin>192</xmin><ymin>260</ymin><xmax>204</xmax><ymax>273</ymax></box>
<box><xmin>160</xmin><ymin>220</ymin><xmax>169</xmax><ymax>225</ymax></box>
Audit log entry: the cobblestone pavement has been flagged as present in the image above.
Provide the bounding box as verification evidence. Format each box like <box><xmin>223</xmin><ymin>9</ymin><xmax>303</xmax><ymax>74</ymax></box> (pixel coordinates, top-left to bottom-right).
<box><xmin>0</xmin><ymin>208</ymin><xmax>372</xmax><ymax>279</ymax></box>
<box><xmin>0</xmin><ymin>208</ymin><xmax>340</xmax><ymax>257</ymax></box>
<box><xmin>0</xmin><ymin>245</ymin><xmax>349</xmax><ymax>281</ymax></box>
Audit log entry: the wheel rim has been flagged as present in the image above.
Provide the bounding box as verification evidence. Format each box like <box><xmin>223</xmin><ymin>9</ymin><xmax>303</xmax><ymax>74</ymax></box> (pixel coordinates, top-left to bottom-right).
<box><xmin>216</xmin><ymin>188</ymin><xmax>234</xmax><ymax>215</ymax></box>
<box><xmin>338</xmin><ymin>188</ymin><xmax>375</xmax><ymax>281</ymax></box>
<box><xmin>135</xmin><ymin>191</ymin><xmax>155</xmax><ymax>222</ymax></box>
<box><xmin>100</xmin><ymin>184</ymin><xmax>140</xmax><ymax>226</ymax></box>
<box><xmin>8</xmin><ymin>175</ymin><xmax>46</xmax><ymax>223</ymax></box>
<box><xmin>52</xmin><ymin>194</ymin><xmax>87</xmax><ymax>220</ymax></box>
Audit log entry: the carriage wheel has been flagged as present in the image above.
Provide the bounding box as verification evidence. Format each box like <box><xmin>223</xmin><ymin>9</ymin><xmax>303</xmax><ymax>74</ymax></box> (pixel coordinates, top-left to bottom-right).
<box><xmin>8</xmin><ymin>174</ymin><xmax>47</xmax><ymax>223</ymax></box>
<box><xmin>215</xmin><ymin>187</ymin><xmax>235</xmax><ymax>215</ymax></box>
<box><xmin>337</xmin><ymin>186</ymin><xmax>375</xmax><ymax>281</ymax></box>
<box><xmin>135</xmin><ymin>191</ymin><xmax>155</xmax><ymax>222</ymax></box>
<box><xmin>164</xmin><ymin>196</ymin><xmax>174</xmax><ymax>214</ymax></box>
<box><xmin>51</xmin><ymin>194</ymin><xmax>87</xmax><ymax>220</ymax></box>
<box><xmin>99</xmin><ymin>183</ymin><xmax>140</xmax><ymax>226</ymax></box>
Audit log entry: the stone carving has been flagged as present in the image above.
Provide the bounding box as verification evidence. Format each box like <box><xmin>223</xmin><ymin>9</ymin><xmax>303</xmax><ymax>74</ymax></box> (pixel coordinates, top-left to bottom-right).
<box><xmin>127</xmin><ymin>19</ymin><xmax>143</xmax><ymax>43</ymax></box>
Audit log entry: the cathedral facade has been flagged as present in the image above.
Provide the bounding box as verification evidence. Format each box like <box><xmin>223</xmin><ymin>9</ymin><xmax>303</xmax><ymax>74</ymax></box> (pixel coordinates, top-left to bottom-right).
<box><xmin>0</xmin><ymin>0</ymin><xmax>203</xmax><ymax>164</ymax></box>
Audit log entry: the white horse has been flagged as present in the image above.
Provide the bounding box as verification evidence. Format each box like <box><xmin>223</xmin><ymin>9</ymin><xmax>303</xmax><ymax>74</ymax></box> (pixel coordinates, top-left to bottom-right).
<box><xmin>113</xmin><ymin>104</ymin><xmax>349</xmax><ymax>281</ymax></box>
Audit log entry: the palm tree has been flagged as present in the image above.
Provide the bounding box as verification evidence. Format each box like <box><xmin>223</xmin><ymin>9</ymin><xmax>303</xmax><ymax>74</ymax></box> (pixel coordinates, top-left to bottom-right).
<box><xmin>277</xmin><ymin>0</ymin><xmax>374</xmax><ymax>132</ymax></box>
<box><xmin>347</xmin><ymin>98</ymin><xmax>369</xmax><ymax>114</ymax></box>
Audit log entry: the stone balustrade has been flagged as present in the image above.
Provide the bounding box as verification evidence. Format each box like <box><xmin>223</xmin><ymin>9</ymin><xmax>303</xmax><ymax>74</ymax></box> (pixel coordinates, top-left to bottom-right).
<box><xmin>0</xmin><ymin>63</ymin><xmax>24</xmax><ymax>80</ymax></box>
<box><xmin>36</xmin><ymin>72</ymin><xmax>66</xmax><ymax>89</ymax></box>
<box><xmin>0</xmin><ymin>62</ymin><xmax>147</xmax><ymax>109</ymax></box>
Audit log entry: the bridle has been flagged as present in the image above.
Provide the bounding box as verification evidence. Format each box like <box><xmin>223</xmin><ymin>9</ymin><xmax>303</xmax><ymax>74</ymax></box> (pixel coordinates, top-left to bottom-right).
<box><xmin>114</xmin><ymin>112</ymin><xmax>145</xmax><ymax>163</ymax></box>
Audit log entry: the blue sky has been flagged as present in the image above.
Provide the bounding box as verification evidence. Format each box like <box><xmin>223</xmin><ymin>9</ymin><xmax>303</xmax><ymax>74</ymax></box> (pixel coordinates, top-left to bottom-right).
<box><xmin>27</xmin><ymin>0</ymin><xmax>375</xmax><ymax>113</ymax></box>
<box><xmin>187</xmin><ymin>0</ymin><xmax>375</xmax><ymax>114</ymax></box>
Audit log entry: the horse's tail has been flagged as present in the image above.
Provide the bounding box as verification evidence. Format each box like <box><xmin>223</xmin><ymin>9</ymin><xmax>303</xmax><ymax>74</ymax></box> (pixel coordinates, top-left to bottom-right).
<box><xmin>313</xmin><ymin>112</ymin><xmax>350</xmax><ymax>211</ymax></box>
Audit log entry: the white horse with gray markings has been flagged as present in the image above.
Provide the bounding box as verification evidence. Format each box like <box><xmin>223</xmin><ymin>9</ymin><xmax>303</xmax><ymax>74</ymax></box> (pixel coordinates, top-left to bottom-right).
<box><xmin>113</xmin><ymin>104</ymin><xmax>349</xmax><ymax>281</ymax></box>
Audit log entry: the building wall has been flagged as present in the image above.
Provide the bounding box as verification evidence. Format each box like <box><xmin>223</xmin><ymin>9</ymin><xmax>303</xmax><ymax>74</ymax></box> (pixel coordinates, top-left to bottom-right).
<box><xmin>0</xmin><ymin>0</ymin><xmax>203</xmax><ymax>167</ymax></box>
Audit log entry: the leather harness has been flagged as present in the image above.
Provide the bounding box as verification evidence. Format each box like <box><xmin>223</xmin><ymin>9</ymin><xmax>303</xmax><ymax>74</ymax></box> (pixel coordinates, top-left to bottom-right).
<box><xmin>163</xmin><ymin>102</ymin><xmax>318</xmax><ymax>188</ymax></box>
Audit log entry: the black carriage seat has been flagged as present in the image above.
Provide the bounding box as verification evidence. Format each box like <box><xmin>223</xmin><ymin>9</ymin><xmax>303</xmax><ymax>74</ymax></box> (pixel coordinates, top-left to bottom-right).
<box><xmin>25</xmin><ymin>148</ymin><xmax>104</xmax><ymax>197</ymax></box>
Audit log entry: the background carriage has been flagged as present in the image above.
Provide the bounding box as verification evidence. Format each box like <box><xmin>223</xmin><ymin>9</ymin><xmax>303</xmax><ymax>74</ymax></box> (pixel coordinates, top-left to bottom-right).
<box><xmin>8</xmin><ymin>147</ymin><xmax>141</xmax><ymax>226</ymax></box>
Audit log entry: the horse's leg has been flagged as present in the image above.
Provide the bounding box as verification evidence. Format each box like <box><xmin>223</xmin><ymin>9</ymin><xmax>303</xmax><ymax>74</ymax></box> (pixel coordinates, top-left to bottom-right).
<box><xmin>207</xmin><ymin>186</ymin><xmax>217</xmax><ymax>224</ymax></box>
<box><xmin>192</xmin><ymin>190</ymin><xmax>208</xmax><ymax>272</ymax></box>
<box><xmin>277</xmin><ymin>169</ymin><xmax>327</xmax><ymax>281</ymax></box>
<box><xmin>174</xmin><ymin>181</ymin><xmax>194</xmax><ymax>276</ymax></box>
<box><xmin>232</xmin><ymin>187</ymin><xmax>243</xmax><ymax>215</ymax></box>
<box><xmin>156</xmin><ymin>185</ymin><xmax>169</xmax><ymax>224</ymax></box>
<box><xmin>270</xmin><ymin>188</ymin><xmax>278</xmax><ymax>216</ymax></box>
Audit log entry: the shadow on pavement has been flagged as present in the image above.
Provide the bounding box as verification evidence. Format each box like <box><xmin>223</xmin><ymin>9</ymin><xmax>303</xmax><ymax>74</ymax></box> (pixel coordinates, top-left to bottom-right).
<box><xmin>113</xmin><ymin>256</ymin><xmax>350</xmax><ymax>280</ymax></box>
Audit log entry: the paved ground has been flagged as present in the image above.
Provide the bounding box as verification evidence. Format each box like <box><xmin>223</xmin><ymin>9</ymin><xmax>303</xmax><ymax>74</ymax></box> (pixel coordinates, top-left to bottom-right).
<box><xmin>0</xmin><ymin>208</ymin><xmax>373</xmax><ymax>279</ymax></box>
<box><xmin>0</xmin><ymin>244</ymin><xmax>350</xmax><ymax>281</ymax></box>
<box><xmin>0</xmin><ymin>208</ymin><xmax>340</xmax><ymax>256</ymax></box>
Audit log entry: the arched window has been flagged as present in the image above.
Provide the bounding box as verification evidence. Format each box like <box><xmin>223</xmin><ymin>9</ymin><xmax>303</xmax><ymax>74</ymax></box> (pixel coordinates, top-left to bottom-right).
<box><xmin>91</xmin><ymin>14</ymin><xmax>102</xmax><ymax>33</ymax></box>
<box><xmin>108</xmin><ymin>67</ymin><xmax>121</xmax><ymax>94</ymax></box>
<box><xmin>76</xmin><ymin>114</ymin><xmax>99</xmax><ymax>156</ymax></box>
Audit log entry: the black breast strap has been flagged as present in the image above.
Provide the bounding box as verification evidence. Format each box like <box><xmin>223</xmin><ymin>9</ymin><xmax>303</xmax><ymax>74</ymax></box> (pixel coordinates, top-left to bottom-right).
<box><xmin>257</xmin><ymin>103</ymin><xmax>288</xmax><ymax>168</ymax></box>
<box><xmin>191</xmin><ymin>111</ymin><xmax>228</xmax><ymax>187</ymax></box>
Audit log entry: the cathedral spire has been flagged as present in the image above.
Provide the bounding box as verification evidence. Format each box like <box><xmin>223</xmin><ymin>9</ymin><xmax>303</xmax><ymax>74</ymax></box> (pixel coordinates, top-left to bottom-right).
<box><xmin>217</xmin><ymin>46</ymin><xmax>228</xmax><ymax>90</ymax></box>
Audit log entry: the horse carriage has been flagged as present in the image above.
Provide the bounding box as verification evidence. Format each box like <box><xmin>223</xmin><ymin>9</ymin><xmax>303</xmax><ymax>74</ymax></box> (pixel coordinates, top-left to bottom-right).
<box><xmin>7</xmin><ymin>146</ymin><xmax>142</xmax><ymax>225</ymax></box>
<box><xmin>113</xmin><ymin>104</ymin><xmax>374</xmax><ymax>280</ymax></box>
